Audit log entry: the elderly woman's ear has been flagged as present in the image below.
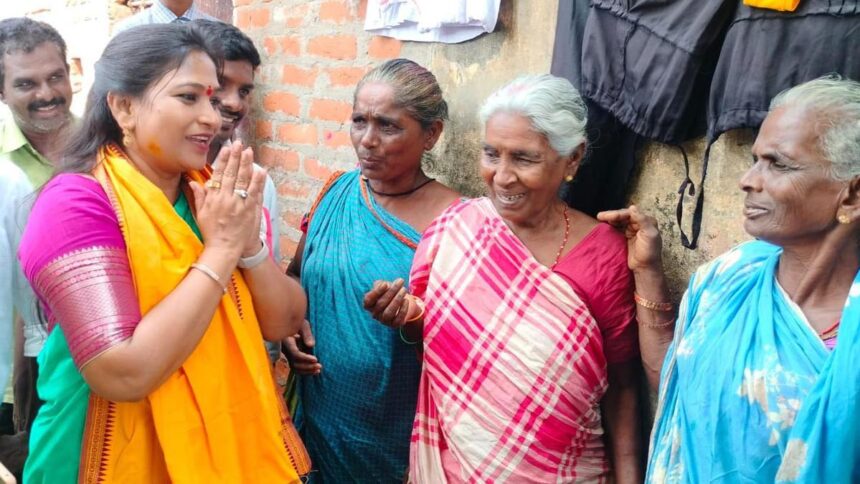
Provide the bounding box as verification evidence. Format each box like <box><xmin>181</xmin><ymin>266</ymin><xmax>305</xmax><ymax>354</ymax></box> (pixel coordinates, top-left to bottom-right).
<box><xmin>837</xmin><ymin>176</ymin><xmax>860</xmax><ymax>225</ymax></box>
<box><xmin>423</xmin><ymin>119</ymin><xmax>444</xmax><ymax>151</ymax></box>
<box><xmin>565</xmin><ymin>144</ymin><xmax>586</xmax><ymax>181</ymax></box>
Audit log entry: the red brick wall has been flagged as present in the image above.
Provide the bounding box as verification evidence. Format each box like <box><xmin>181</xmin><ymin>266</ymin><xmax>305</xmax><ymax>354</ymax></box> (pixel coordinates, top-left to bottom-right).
<box><xmin>196</xmin><ymin>0</ymin><xmax>233</xmax><ymax>22</ymax></box>
<box><xmin>233</xmin><ymin>0</ymin><xmax>405</xmax><ymax>261</ymax></box>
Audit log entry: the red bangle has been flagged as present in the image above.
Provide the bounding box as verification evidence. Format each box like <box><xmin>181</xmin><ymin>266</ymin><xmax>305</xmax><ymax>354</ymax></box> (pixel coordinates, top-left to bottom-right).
<box><xmin>633</xmin><ymin>292</ymin><xmax>673</xmax><ymax>312</ymax></box>
<box><xmin>404</xmin><ymin>295</ymin><xmax>425</xmax><ymax>323</ymax></box>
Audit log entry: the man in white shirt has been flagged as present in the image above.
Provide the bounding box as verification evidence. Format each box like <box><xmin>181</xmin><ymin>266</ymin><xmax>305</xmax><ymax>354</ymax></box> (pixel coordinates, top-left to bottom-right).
<box><xmin>114</xmin><ymin>0</ymin><xmax>217</xmax><ymax>34</ymax></box>
<box><xmin>0</xmin><ymin>162</ymin><xmax>30</xmax><ymax>430</ymax></box>
<box><xmin>0</xmin><ymin>18</ymin><xmax>73</xmax><ymax>478</ymax></box>
<box><xmin>0</xmin><ymin>148</ymin><xmax>41</xmax><ymax>483</ymax></box>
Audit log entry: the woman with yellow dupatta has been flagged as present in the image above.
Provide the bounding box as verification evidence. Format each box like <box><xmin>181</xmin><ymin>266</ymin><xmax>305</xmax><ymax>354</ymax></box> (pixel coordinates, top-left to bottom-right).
<box><xmin>17</xmin><ymin>24</ymin><xmax>310</xmax><ymax>483</ymax></box>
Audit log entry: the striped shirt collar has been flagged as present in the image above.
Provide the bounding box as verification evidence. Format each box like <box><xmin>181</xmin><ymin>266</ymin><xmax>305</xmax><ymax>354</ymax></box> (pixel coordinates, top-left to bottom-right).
<box><xmin>148</xmin><ymin>0</ymin><xmax>203</xmax><ymax>22</ymax></box>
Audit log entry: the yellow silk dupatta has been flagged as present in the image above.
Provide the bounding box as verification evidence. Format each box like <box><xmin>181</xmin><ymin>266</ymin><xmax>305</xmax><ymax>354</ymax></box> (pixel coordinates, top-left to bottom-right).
<box><xmin>83</xmin><ymin>144</ymin><xmax>309</xmax><ymax>482</ymax></box>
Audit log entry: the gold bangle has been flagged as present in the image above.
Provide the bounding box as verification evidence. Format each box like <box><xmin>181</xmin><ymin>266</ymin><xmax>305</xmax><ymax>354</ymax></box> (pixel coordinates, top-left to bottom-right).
<box><xmin>404</xmin><ymin>294</ymin><xmax>425</xmax><ymax>323</ymax></box>
<box><xmin>639</xmin><ymin>318</ymin><xmax>675</xmax><ymax>329</ymax></box>
<box><xmin>191</xmin><ymin>263</ymin><xmax>227</xmax><ymax>294</ymax></box>
<box><xmin>634</xmin><ymin>292</ymin><xmax>673</xmax><ymax>312</ymax></box>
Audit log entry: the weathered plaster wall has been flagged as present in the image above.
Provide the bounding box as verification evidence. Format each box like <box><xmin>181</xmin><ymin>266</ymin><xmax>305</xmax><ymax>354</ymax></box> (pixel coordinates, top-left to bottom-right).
<box><xmin>420</xmin><ymin>0</ymin><xmax>560</xmax><ymax>196</ymax></box>
<box><xmin>234</xmin><ymin>0</ymin><xmax>753</xmax><ymax>294</ymax></box>
<box><xmin>632</xmin><ymin>133</ymin><xmax>753</xmax><ymax>298</ymax></box>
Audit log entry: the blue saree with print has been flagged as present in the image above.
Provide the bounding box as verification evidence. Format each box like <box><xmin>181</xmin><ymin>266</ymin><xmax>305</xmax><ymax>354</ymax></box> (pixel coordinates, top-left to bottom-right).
<box><xmin>647</xmin><ymin>240</ymin><xmax>860</xmax><ymax>483</ymax></box>
<box><xmin>297</xmin><ymin>169</ymin><xmax>422</xmax><ymax>483</ymax></box>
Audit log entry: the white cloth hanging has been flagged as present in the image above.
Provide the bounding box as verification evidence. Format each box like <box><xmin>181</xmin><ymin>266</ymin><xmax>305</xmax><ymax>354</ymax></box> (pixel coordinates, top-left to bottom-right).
<box><xmin>364</xmin><ymin>0</ymin><xmax>501</xmax><ymax>44</ymax></box>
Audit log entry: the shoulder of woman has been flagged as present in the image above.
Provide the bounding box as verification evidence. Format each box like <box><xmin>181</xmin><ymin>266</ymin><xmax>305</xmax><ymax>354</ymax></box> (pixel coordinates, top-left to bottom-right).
<box><xmin>689</xmin><ymin>239</ymin><xmax>778</xmax><ymax>291</ymax></box>
<box><xmin>304</xmin><ymin>170</ymin><xmax>351</xmax><ymax>227</ymax></box>
<box><xmin>21</xmin><ymin>173</ymin><xmax>120</xmax><ymax>280</ymax></box>
<box><xmin>561</xmin><ymin>221</ymin><xmax>629</xmax><ymax>276</ymax></box>
<box><xmin>592</xmin><ymin>221</ymin><xmax>628</xmax><ymax>248</ymax></box>
<box><xmin>37</xmin><ymin>173</ymin><xmax>106</xmax><ymax>205</ymax></box>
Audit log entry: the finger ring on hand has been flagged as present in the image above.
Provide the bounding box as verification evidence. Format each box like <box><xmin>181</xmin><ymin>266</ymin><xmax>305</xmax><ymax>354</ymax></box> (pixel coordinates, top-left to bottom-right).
<box><xmin>205</xmin><ymin>179</ymin><xmax>222</xmax><ymax>189</ymax></box>
<box><xmin>233</xmin><ymin>189</ymin><xmax>249</xmax><ymax>199</ymax></box>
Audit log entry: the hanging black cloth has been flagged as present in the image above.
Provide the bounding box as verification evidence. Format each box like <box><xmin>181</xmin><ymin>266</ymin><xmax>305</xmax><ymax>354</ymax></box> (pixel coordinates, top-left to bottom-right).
<box><xmin>580</xmin><ymin>0</ymin><xmax>737</xmax><ymax>144</ymax></box>
<box><xmin>560</xmin><ymin>100</ymin><xmax>643</xmax><ymax>217</ymax></box>
<box><xmin>550</xmin><ymin>0</ymin><xmax>591</xmax><ymax>90</ymax></box>
<box><xmin>577</xmin><ymin>0</ymin><xmax>860</xmax><ymax>249</ymax></box>
<box><xmin>681</xmin><ymin>0</ymin><xmax>860</xmax><ymax>249</ymax></box>
<box><xmin>552</xmin><ymin>1</ymin><xmax>644</xmax><ymax>216</ymax></box>
<box><xmin>574</xmin><ymin>0</ymin><xmax>735</xmax><ymax>241</ymax></box>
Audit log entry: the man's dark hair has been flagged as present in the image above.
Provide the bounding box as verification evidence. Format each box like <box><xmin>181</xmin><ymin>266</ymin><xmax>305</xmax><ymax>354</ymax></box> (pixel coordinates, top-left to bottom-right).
<box><xmin>193</xmin><ymin>20</ymin><xmax>260</xmax><ymax>68</ymax></box>
<box><xmin>0</xmin><ymin>17</ymin><xmax>68</xmax><ymax>87</ymax></box>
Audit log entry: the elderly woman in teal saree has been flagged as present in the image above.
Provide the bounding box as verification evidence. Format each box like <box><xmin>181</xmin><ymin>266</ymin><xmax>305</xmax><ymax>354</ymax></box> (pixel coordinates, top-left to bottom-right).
<box><xmin>600</xmin><ymin>75</ymin><xmax>860</xmax><ymax>483</ymax></box>
<box><xmin>283</xmin><ymin>59</ymin><xmax>460</xmax><ymax>483</ymax></box>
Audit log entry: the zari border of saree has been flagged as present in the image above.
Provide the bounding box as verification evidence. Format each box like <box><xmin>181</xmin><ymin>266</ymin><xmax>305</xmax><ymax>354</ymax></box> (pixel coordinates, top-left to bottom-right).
<box><xmin>78</xmin><ymin>394</ymin><xmax>115</xmax><ymax>483</ymax></box>
<box><xmin>74</xmin><ymin>153</ymin><xmax>128</xmax><ymax>484</ymax></box>
<box><xmin>273</xmin><ymin>378</ymin><xmax>312</xmax><ymax>478</ymax></box>
<box><xmin>358</xmin><ymin>175</ymin><xmax>419</xmax><ymax>250</ymax></box>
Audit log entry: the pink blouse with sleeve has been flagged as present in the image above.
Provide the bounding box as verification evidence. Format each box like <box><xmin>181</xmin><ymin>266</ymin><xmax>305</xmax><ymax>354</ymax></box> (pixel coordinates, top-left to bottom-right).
<box><xmin>18</xmin><ymin>174</ymin><xmax>140</xmax><ymax>369</ymax></box>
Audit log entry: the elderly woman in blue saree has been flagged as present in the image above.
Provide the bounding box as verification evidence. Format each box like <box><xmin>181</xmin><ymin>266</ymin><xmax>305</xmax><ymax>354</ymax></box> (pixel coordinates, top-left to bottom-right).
<box><xmin>283</xmin><ymin>59</ymin><xmax>460</xmax><ymax>483</ymax></box>
<box><xmin>600</xmin><ymin>75</ymin><xmax>860</xmax><ymax>483</ymax></box>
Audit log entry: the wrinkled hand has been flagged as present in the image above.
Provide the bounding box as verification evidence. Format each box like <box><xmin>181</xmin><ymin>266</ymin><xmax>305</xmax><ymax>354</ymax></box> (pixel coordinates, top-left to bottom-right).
<box><xmin>597</xmin><ymin>205</ymin><xmax>663</xmax><ymax>274</ymax></box>
<box><xmin>283</xmin><ymin>320</ymin><xmax>320</xmax><ymax>375</ymax></box>
<box><xmin>363</xmin><ymin>279</ymin><xmax>411</xmax><ymax>328</ymax></box>
<box><xmin>189</xmin><ymin>140</ymin><xmax>265</xmax><ymax>261</ymax></box>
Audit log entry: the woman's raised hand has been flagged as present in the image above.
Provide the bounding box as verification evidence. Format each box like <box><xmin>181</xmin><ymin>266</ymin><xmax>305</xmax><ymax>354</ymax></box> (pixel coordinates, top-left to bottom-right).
<box><xmin>597</xmin><ymin>205</ymin><xmax>663</xmax><ymax>274</ymax></box>
<box><xmin>363</xmin><ymin>279</ymin><xmax>411</xmax><ymax>328</ymax></box>
<box><xmin>189</xmin><ymin>140</ymin><xmax>266</xmax><ymax>262</ymax></box>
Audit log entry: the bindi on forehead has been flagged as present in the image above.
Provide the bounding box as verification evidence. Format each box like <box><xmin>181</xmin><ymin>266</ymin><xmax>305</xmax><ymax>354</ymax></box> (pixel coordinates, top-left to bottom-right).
<box><xmin>206</xmin><ymin>85</ymin><xmax>213</xmax><ymax>97</ymax></box>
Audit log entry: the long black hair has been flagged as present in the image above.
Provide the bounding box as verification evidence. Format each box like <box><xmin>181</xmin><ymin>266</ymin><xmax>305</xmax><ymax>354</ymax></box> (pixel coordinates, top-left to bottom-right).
<box><xmin>62</xmin><ymin>23</ymin><xmax>223</xmax><ymax>174</ymax></box>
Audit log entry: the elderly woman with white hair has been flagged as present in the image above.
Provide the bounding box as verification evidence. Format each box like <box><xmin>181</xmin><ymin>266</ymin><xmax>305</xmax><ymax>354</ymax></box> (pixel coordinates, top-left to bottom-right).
<box><xmin>365</xmin><ymin>74</ymin><xmax>643</xmax><ymax>482</ymax></box>
<box><xmin>600</xmin><ymin>75</ymin><xmax>860</xmax><ymax>483</ymax></box>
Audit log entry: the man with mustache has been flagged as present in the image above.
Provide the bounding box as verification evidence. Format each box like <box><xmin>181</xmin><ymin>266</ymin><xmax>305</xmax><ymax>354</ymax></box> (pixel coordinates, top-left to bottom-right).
<box><xmin>197</xmin><ymin>20</ymin><xmax>282</xmax><ymax>361</ymax></box>
<box><xmin>0</xmin><ymin>17</ymin><xmax>73</xmax><ymax>479</ymax></box>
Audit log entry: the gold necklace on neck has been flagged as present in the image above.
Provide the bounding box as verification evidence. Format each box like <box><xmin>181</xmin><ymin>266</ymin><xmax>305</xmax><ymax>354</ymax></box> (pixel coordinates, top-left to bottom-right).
<box><xmin>551</xmin><ymin>207</ymin><xmax>570</xmax><ymax>268</ymax></box>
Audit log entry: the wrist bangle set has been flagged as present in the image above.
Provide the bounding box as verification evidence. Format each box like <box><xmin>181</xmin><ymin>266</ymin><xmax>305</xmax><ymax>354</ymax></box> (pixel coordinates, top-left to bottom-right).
<box><xmin>634</xmin><ymin>292</ymin><xmax>675</xmax><ymax>328</ymax></box>
<box><xmin>191</xmin><ymin>263</ymin><xmax>227</xmax><ymax>294</ymax></box>
<box><xmin>633</xmin><ymin>292</ymin><xmax>674</xmax><ymax>312</ymax></box>
<box><xmin>191</xmin><ymin>239</ymin><xmax>268</xmax><ymax>295</ymax></box>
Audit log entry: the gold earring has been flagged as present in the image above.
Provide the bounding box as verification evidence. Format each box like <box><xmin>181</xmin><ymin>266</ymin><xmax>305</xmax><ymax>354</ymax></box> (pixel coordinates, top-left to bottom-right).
<box><xmin>564</xmin><ymin>175</ymin><xmax>574</xmax><ymax>182</ymax></box>
<box><xmin>838</xmin><ymin>213</ymin><xmax>851</xmax><ymax>225</ymax></box>
<box><xmin>122</xmin><ymin>128</ymin><xmax>134</xmax><ymax>148</ymax></box>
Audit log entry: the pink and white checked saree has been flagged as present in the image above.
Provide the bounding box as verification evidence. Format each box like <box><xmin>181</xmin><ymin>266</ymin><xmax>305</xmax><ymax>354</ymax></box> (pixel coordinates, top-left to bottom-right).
<box><xmin>409</xmin><ymin>198</ymin><xmax>611</xmax><ymax>483</ymax></box>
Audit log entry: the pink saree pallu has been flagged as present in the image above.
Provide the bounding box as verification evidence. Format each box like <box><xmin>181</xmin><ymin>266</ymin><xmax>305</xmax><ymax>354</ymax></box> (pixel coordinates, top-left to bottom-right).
<box><xmin>409</xmin><ymin>198</ymin><xmax>611</xmax><ymax>483</ymax></box>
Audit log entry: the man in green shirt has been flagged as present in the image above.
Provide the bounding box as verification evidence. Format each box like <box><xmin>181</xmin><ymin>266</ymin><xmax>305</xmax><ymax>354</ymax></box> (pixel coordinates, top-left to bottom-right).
<box><xmin>0</xmin><ymin>17</ymin><xmax>72</xmax><ymax>478</ymax></box>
